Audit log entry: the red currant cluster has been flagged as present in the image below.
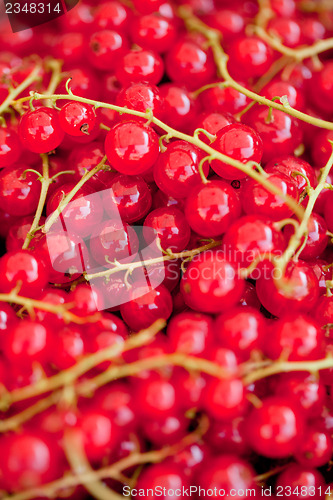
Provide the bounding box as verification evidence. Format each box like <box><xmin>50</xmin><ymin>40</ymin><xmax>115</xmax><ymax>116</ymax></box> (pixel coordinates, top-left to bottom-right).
<box><xmin>0</xmin><ymin>0</ymin><xmax>333</xmax><ymax>498</ymax></box>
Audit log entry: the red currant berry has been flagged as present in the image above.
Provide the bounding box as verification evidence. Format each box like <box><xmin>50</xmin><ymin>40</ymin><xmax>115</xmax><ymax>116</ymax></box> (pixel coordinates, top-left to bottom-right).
<box><xmin>268</xmin><ymin>17</ymin><xmax>301</xmax><ymax>47</ymax></box>
<box><xmin>242</xmin><ymin>173</ymin><xmax>299</xmax><ymax>220</ymax></box>
<box><xmin>0</xmin><ymin>433</ymin><xmax>61</xmax><ymax>492</ymax></box>
<box><xmin>57</xmin><ymin>67</ymin><xmax>101</xmax><ymax>101</ymax></box>
<box><xmin>294</xmin><ymin>427</ymin><xmax>333</xmax><ymax>468</ymax></box>
<box><xmin>105</xmin><ymin>120</ymin><xmax>159</xmax><ymax>175</ymax></box>
<box><xmin>263</xmin><ymin>80</ymin><xmax>305</xmax><ymax>110</ymax></box>
<box><xmin>46</xmin><ymin>183</ymin><xmax>104</xmax><ymax>238</ymax></box>
<box><xmin>19</xmin><ymin>107</ymin><xmax>64</xmax><ymax>154</ymax></box>
<box><xmin>215</xmin><ymin>306</ymin><xmax>266</xmax><ymax>359</ymax></box>
<box><xmin>144</xmin><ymin>207</ymin><xmax>191</xmax><ymax>252</ymax></box>
<box><xmin>0</xmin><ymin>250</ymin><xmax>49</xmax><ymax>296</ymax></box>
<box><xmin>154</xmin><ymin>140</ymin><xmax>207</xmax><ymax>199</ymax></box>
<box><xmin>246</xmin><ymin>107</ymin><xmax>302</xmax><ymax>163</ymax></box>
<box><xmin>185</xmin><ymin>180</ymin><xmax>241</xmax><ymax>237</ymax></box>
<box><xmin>204</xmin><ymin>377</ymin><xmax>248</xmax><ymax>420</ymax></box>
<box><xmin>131</xmin><ymin>14</ymin><xmax>176</xmax><ymax>53</ymax></box>
<box><xmin>0</xmin><ymin>127</ymin><xmax>21</xmax><ymax>167</ymax></box>
<box><xmin>228</xmin><ymin>36</ymin><xmax>273</xmax><ymax>79</ymax></box>
<box><xmin>88</xmin><ymin>30</ymin><xmax>129</xmax><ymax>71</ymax></box>
<box><xmin>211</xmin><ymin>123</ymin><xmax>263</xmax><ymax>180</ymax></box>
<box><xmin>103</xmin><ymin>174</ymin><xmax>152</xmax><ymax>223</ymax></box>
<box><xmin>115</xmin><ymin>48</ymin><xmax>164</xmax><ymax>86</ymax></box>
<box><xmin>116</xmin><ymin>82</ymin><xmax>164</xmax><ymax>120</ymax></box>
<box><xmin>273</xmin><ymin>373</ymin><xmax>326</xmax><ymax>418</ymax></box>
<box><xmin>52</xmin><ymin>32</ymin><xmax>86</xmax><ymax>68</ymax></box>
<box><xmin>167</xmin><ymin>311</ymin><xmax>214</xmax><ymax>356</ymax></box>
<box><xmin>59</xmin><ymin>102</ymin><xmax>96</xmax><ymax>137</ymax></box>
<box><xmin>159</xmin><ymin>83</ymin><xmax>200</xmax><ymax>132</ymax></box>
<box><xmin>200</xmin><ymin>83</ymin><xmax>251</xmax><ymax>116</ymax></box>
<box><xmin>284</xmin><ymin>214</ymin><xmax>328</xmax><ymax>260</ymax></box>
<box><xmin>245</xmin><ymin>397</ymin><xmax>305</xmax><ymax>458</ymax></box>
<box><xmin>93</xmin><ymin>1</ymin><xmax>133</xmax><ymax>33</ymax></box>
<box><xmin>223</xmin><ymin>215</ymin><xmax>286</xmax><ymax>266</ymax></box>
<box><xmin>72</xmin><ymin>410</ymin><xmax>119</xmax><ymax>463</ymax></box>
<box><xmin>134</xmin><ymin>374</ymin><xmax>180</xmax><ymax>418</ymax></box>
<box><xmin>166</xmin><ymin>38</ymin><xmax>215</xmax><ymax>90</ymax></box>
<box><xmin>136</xmin><ymin>463</ymin><xmax>189</xmax><ymax>499</ymax></box>
<box><xmin>51</xmin><ymin>324</ymin><xmax>85</xmax><ymax>370</ymax></box>
<box><xmin>265</xmin><ymin>155</ymin><xmax>316</xmax><ymax>193</ymax></box>
<box><xmin>191</xmin><ymin>111</ymin><xmax>235</xmax><ymax>140</ymax></box>
<box><xmin>89</xmin><ymin>219</ymin><xmax>139</xmax><ymax>268</ymax></box>
<box><xmin>275</xmin><ymin>465</ymin><xmax>325</xmax><ymax>498</ymax></box>
<box><xmin>0</xmin><ymin>165</ymin><xmax>41</xmax><ymax>216</ymax></box>
<box><xmin>204</xmin><ymin>9</ymin><xmax>245</xmax><ymax>42</ymax></box>
<box><xmin>120</xmin><ymin>282</ymin><xmax>173</xmax><ymax>331</ymax></box>
<box><xmin>256</xmin><ymin>260</ymin><xmax>319</xmax><ymax>317</ymax></box>
<box><xmin>181</xmin><ymin>250</ymin><xmax>245</xmax><ymax>313</ymax></box>
<box><xmin>198</xmin><ymin>455</ymin><xmax>256</xmax><ymax>498</ymax></box>
<box><xmin>4</xmin><ymin>319</ymin><xmax>52</xmax><ymax>367</ymax></box>
<box><xmin>95</xmin><ymin>382</ymin><xmax>135</xmax><ymax>434</ymax></box>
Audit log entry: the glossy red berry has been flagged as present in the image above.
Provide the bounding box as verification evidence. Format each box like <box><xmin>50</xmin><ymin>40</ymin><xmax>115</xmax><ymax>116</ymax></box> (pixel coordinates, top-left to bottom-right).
<box><xmin>200</xmin><ymin>83</ymin><xmax>251</xmax><ymax>116</ymax></box>
<box><xmin>215</xmin><ymin>306</ymin><xmax>266</xmax><ymax>359</ymax></box>
<box><xmin>167</xmin><ymin>311</ymin><xmax>214</xmax><ymax>356</ymax></box>
<box><xmin>88</xmin><ymin>30</ymin><xmax>129</xmax><ymax>71</ymax></box>
<box><xmin>185</xmin><ymin>180</ymin><xmax>241</xmax><ymax>237</ymax></box>
<box><xmin>242</xmin><ymin>172</ymin><xmax>299</xmax><ymax>220</ymax></box>
<box><xmin>223</xmin><ymin>215</ymin><xmax>286</xmax><ymax>266</ymax></box>
<box><xmin>264</xmin><ymin>155</ymin><xmax>316</xmax><ymax>193</ymax></box>
<box><xmin>103</xmin><ymin>174</ymin><xmax>152</xmax><ymax>223</ymax></box>
<box><xmin>0</xmin><ymin>250</ymin><xmax>49</xmax><ymax>296</ymax></box>
<box><xmin>268</xmin><ymin>17</ymin><xmax>301</xmax><ymax>47</ymax></box>
<box><xmin>154</xmin><ymin>141</ymin><xmax>207</xmax><ymax>199</ymax></box>
<box><xmin>198</xmin><ymin>455</ymin><xmax>256</xmax><ymax>498</ymax></box>
<box><xmin>59</xmin><ymin>102</ymin><xmax>96</xmax><ymax>137</ymax></box>
<box><xmin>246</xmin><ymin>107</ymin><xmax>302</xmax><ymax>163</ymax></box>
<box><xmin>228</xmin><ymin>36</ymin><xmax>273</xmax><ymax>79</ymax></box>
<box><xmin>19</xmin><ymin>107</ymin><xmax>64</xmax><ymax>153</ymax></box>
<box><xmin>211</xmin><ymin>123</ymin><xmax>263</xmax><ymax>180</ymax></box>
<box><xmin>0</xmin><ymin>165</ymin><xmax>41</xmax><ymax>216</ymax></box>
<box><xmin>144</xmin><ymin>207</ymin><xmax>191</xmax><ymax>252</ymax></box>
<box><xmin>204</xmin><ymin>377</ymin><xmax>248</xmax><ymax>420</ymax></box>
<box><xmin>46</xmin><ymin>183</ymin><xmax>104</xmax><ymax>238</ymax></box>
<box><xmin>105</xmin><ymin>120</ymin><xmax>160</xmax><ymax>175</ymax></box>
<box><xmin>166</xmin><ymin>38</ymin><xmax>215</xmax><ymax>90</ymax></box>
<box><xmin>275</xmin><ymin>465</ymin><xmax>325</xmax><ymax>497</ymax></box>
<box><xmin>115</xmin><ymin>48</ymin><xmax>164</xmax><ymax>86</ymax></box>
<box><xmin>284</xmin><ymin>214</ymin><xmax>328</xmax><ymax>260</ymax></box>
<box><xmin>294</xmin><ymin>428</ymin><xmax>333</xmax><ymax>468</ymax></box>
<box><xmin>0</xmin><ymin>127</ymin><xmax>21</xmax><ymax>167</ymax></box>
<box><xmin>204</xmin><ymin>9</ymin><xmax>245</xmax><ymax>42</ymax></box>
<box><xmin>256</xmin><ymin>260</ymin><xmax>319</xmax><ymax>317</ymax></box>
<box><xmin>191</xmin><ymin>111</ymin><xmax>235</xmax><ymax>140</ymax></box>
<box><xmin>181</xmin><ymin>251</ymin><xmax>245</xmax><ymax>313</ymax></box>
<box><xmin>0</xmin><ymin>433</ymin><xmax>61</xmax><ymax>492</ymax></box>
<box><xmin>263</xmin><ymin>80</ymin><xmax>305</xmax><ymax>111</ymax></box>
<box><xmin>89</xmin><ymin>219</ymin><xmax>139</xmax><ymax>268</ymax></box>
<box><xmin>131</xmin><ymin>14</ymin><xmax>176</xmax><ymax>53</ymax></box>
<box><xmin>116</xmin><ymin>82</ymin><xmax>164</xmax><ymax>119</ymax></box>
<box><xmin>245</xmin><ymin>397</ymin><xmax>305</xmax><ymax>458</ymax></box>
<box><xmin>265</xmin><ymin>313</ymin><xmax>324</xmax><ymax>361</ymax></box>
<box><xmin>120</xmin><ymin>282</ymin><xmax>173</xmax><ymax>331</ymax></box>
<box><xmin>136</xmin><ymin>463</ymin><xmax>189</xmax><ymax>500</ymax></box>
<box><xmin>4</xmin><ymin>319</ymin><xmax>52</xmax><ymax>367</ymax></box>
<box><xmin>159</xmin><ymin>83</ymin><xmax>199</xmax><ymax>132</ymax></box>
<box><xmin>93</xmin><ymin>1</ymin><xmax>133</xmax><ymax>33</ymax></box>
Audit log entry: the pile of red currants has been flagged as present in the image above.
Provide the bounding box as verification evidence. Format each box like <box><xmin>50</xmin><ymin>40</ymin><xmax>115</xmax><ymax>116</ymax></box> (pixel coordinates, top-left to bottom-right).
<box><xmin>0</xmin><ymin>0</ymin><xmax>333</xmax><ymax>498</ymax></box>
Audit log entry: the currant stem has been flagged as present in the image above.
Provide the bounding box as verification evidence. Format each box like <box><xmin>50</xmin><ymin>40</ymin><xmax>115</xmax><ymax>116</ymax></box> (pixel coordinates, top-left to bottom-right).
<box><xmin>0</xmin><ymin>63</ymin><xmax>42</xmax><ymax>115</ymax></box>
<box><xmin>3</xmin><ymin>320</ymin><xmax>165</xmax><ymax>407</ymax></box>
<box><xmin>84</xmin><ymin>240</ymin><xmax>221</xmax><ymax>281</ymax></box>
<box><xmin>13</xmin><ymin>92</ymin><xmax>304</xmax><ymax>219</ymax></box>
<box><xmin>0</xmin><ymin>290</ymin><xmax>100</xmax><ymax>325</ymax></box>
<box><xmin>275</xmin><ymin>144</ymin><xmax>333</xmax><ymax>272</ymax></box>
<box><xmin>2</xmin><ymin>420</ymin><xmax>207</xmax><ymax>500</ymax></box>
<box><xmin>179</xmin><ymin>7</ymin><xmax>333</xmax><ymax>132</ymax></box>
<box><xmin>22</xmin><ymin>154</ymin><xmax>51</xmax><ymax>249</ymax></box>
<box><xmin>42</xmin><ymin>155</ymin><xmax>108</xmax><ymax>233</ymax></box>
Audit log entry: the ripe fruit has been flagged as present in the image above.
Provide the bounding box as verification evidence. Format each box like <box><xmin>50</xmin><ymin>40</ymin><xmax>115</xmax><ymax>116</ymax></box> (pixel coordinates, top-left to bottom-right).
<box><xmin>19</xmin><ymin>107</ymin><xmax>64</xmax><ymax>153</ymax></box>
<box><xmin>105</xmin><ymin>120</ymin><xmax>160</xmax><ymax>175</ymax></box>
<box><xmin>59</xmin><ymin>102</ymin><xmax>96</xmax><ymax>136</ymax></box>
